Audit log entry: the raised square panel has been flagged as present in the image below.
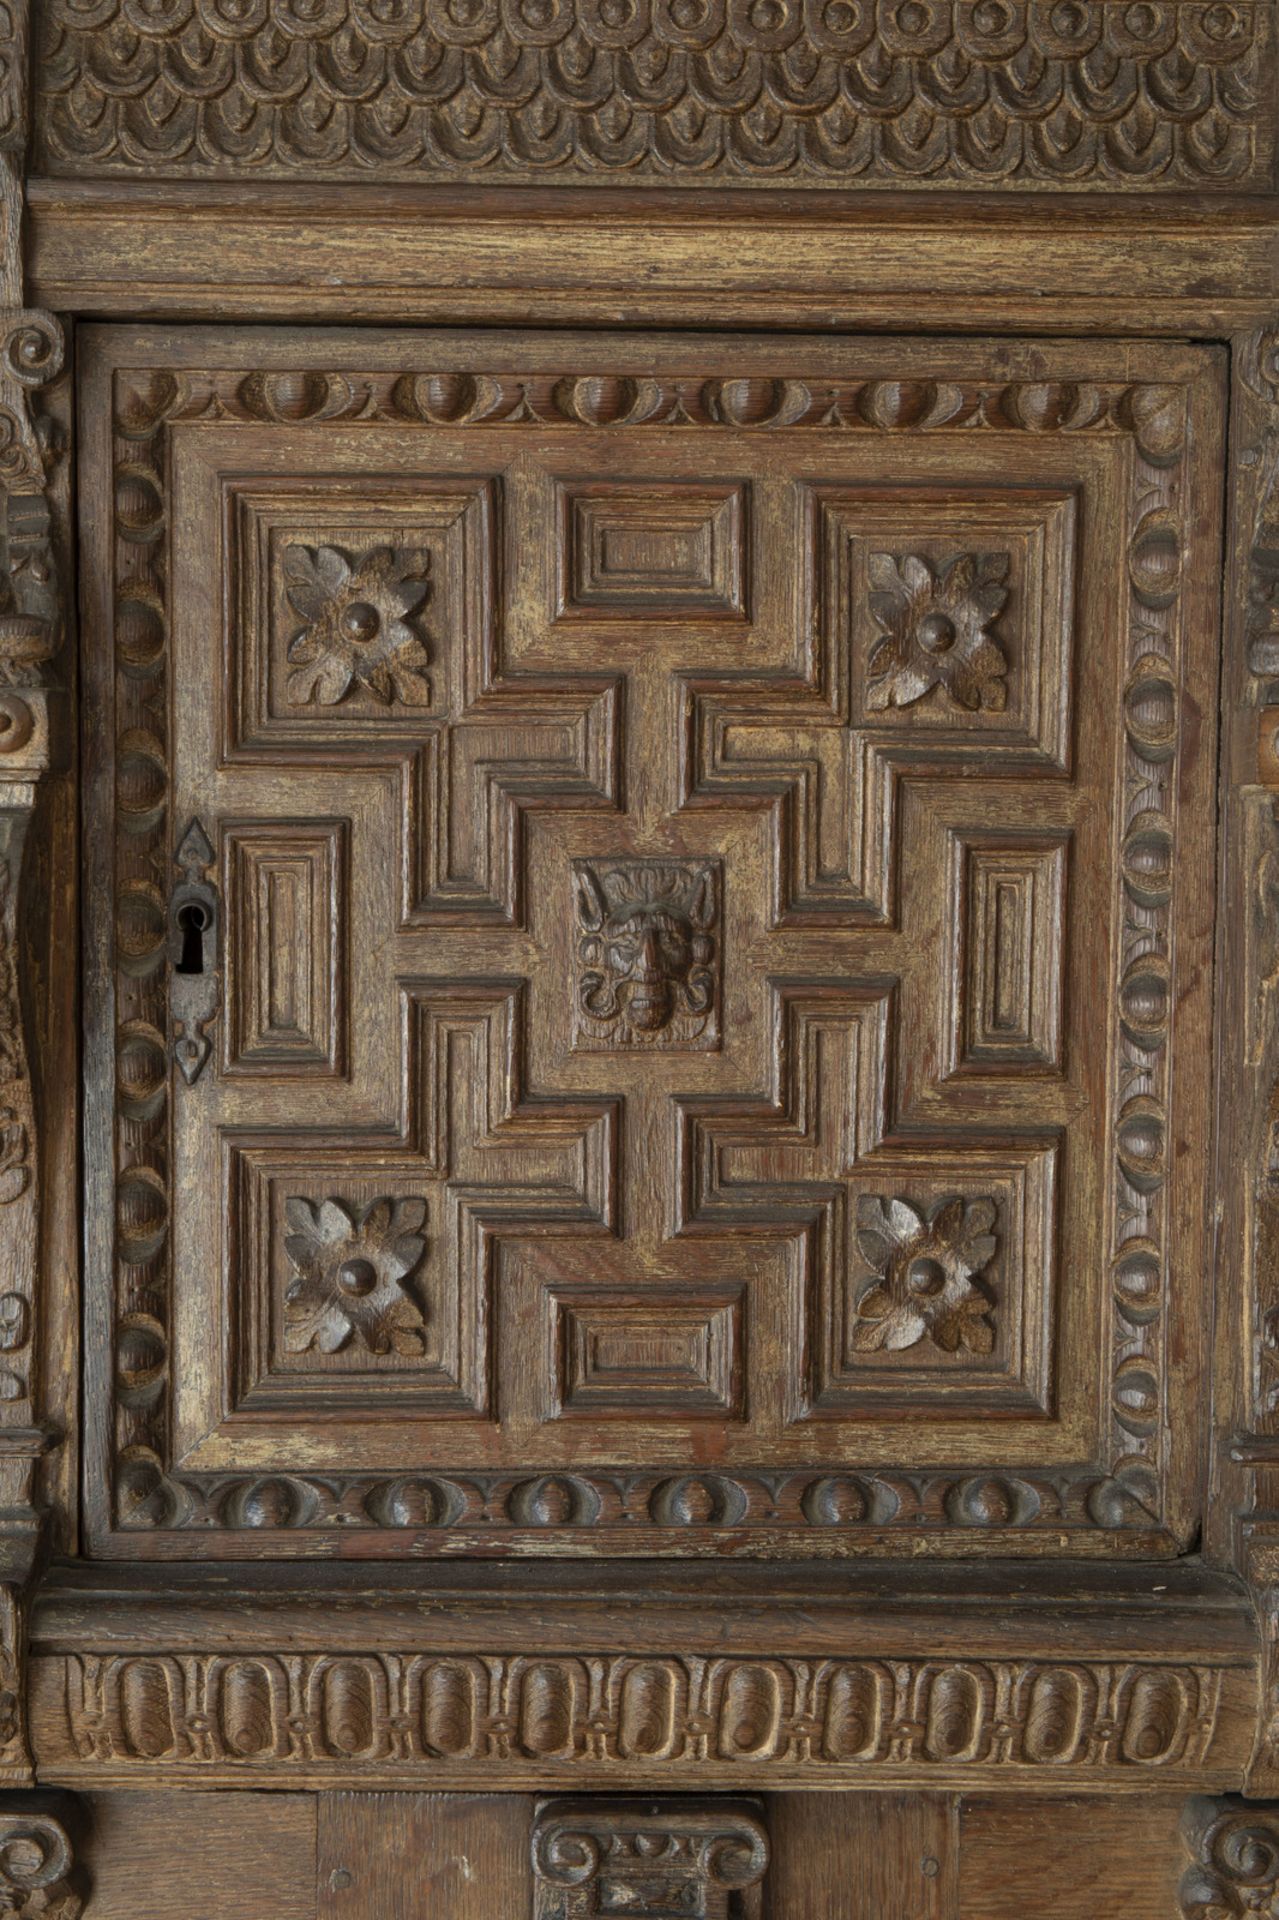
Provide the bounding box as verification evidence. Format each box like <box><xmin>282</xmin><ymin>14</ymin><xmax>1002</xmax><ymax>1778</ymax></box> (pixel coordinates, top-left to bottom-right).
<box><xmin>551</xmin><ymin>1287</ymin><xmax>743</xmax><ymax>1418</ymax></box>
<box><xmin>556</xmin><ymin>482</ymin><xmax>746</xmax><ymax>622</ymax></box>
<box><xmin>816</xmin><ymin>487</ymin><xmax>1076</xmax><ymax>765</ymax></box>
<box><xmin>950</xmin><ymin>832</ymin><xmax>1068</xmax><ymax>1075</ymax></box>
<box><xmin>222</xmin><ymin>821</ymin><xmax>347</xmax><ymax>1078</ymax></box>
<box><xmin>234</xmin><ymin>1163</ymin><xmax>474</xmax><ymax>1413</ymax></box>
<box><xmin>228</xmin><ymin>477</ymin><xmax>496</xmax><ymax>752</ymax></box>
<box><xmin>813</xmin><ymin>1150</ymin><xmax>1057</xmax><ymax>1418</ymax></box>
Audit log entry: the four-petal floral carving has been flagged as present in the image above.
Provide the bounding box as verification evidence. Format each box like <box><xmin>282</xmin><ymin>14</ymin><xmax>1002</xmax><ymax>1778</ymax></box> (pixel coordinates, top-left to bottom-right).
<box><xmin>852</xmin><ymin>1194</ymin><xmax>998</xmax><ymax>1356</ymax></box>
<box><xmin>283</xmin><ymin>1195</ymin><xmax>428</xmax><ymax>1356</ymax></box>
<box><xmin>866</xmin><ymin>550</ymin><xmax>1010</xmax><ymax>712</ymax></box>
<box><xmin>284</xmin><ymin>543</ymin><xmax>431</xmax><ymax>707</ymax></box>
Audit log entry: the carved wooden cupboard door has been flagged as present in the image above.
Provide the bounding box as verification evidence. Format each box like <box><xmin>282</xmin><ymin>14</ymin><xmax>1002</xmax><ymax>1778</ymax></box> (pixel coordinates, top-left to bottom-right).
<box><xmin>77</xmin><ymin>327</ymin><xmax>1223</xmax><ymax>1565</ymax></box>
<box><xmin>0</xmin><ymin>235</ymin><xmax>1268</xmax><ymax>1905</ymax></box>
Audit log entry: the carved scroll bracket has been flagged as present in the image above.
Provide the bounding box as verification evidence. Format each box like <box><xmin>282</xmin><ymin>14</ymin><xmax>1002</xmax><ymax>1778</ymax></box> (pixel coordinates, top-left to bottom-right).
<box><xmin>532</xmin><ymin>1801</ymin><xmax>769</xmax><ymax>1920</ymax></box>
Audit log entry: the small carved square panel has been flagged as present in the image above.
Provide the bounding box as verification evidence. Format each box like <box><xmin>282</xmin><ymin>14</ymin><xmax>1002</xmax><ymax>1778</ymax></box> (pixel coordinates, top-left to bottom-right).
<box><xmin>234</xmin><ymin>1162</ymin><xmax>485</xmax><ymax>1414</ymax></box>
<box><xmin>811</xmin><ymin>1149</ymin><xmax>1057</xmax><ymax>1418</ymax></box>
<box><xmin>227</xmin><ymin>477</ymin><xmax>496</xmax><ymax>753</ymax></box>
<box><xmin>571</xmin><ymin>858</ymin><xmax>722</xmax><ymax>1051</ymax></box>
<box><xmin>816</xmin><ymin>487</ymin><xmax>1077</xmax><ymax>762</ymax></box>
<box><xmin>556</xmin><ymin>481</ymin><xmax>747</xmax><ymax>622</ymax></box>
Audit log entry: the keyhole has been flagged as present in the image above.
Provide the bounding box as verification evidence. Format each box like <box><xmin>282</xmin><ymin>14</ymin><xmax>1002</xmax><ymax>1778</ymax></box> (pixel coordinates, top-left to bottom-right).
<box><xmin>175</xmin><ymin>901</ymin><xmax>209</xmax><ymax>975</ymax></box>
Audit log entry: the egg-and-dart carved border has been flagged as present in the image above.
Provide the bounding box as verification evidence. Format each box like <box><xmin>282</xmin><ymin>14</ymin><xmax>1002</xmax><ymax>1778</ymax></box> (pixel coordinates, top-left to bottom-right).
<box><xmin>105</xmin><ymin>362</ymin><xmax>1188</xmax><ymax>1547</ymax></box>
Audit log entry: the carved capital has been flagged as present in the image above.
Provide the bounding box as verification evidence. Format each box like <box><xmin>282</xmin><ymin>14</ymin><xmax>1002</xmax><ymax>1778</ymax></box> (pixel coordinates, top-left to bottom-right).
<box><xmin>531</xmin><ymin>1801</ymin><xmax>768</xmax><ymax>1920</ymax></box>
<box><xmin>1182</xmin><ymin>1799</ymin><xmax>1279</xmax><ymax>1920</ymax></box>
<box><xmin>0</xmin><ymin>1804</ymin><xmax>84</xmax><ymax>1919</ymax></box>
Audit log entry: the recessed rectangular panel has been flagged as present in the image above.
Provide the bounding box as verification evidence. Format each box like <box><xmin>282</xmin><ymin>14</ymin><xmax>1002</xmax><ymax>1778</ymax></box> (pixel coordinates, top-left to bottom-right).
<box><xmin>556</xmin><ymin>482</ymin><xmax>746</xmax><ymax>621</ymax></box>
<box><xmin>552</xmin><ymin>1287</ymin><xmax>743</xmax><ymax>1417</ymax></box>
<box><xmin>953</xmin><ymin>834</ymin><xmax>1068</xmax><ymax>1073</ymax></box>
<box><xmin>223</xmin><ymin>822</ymin><xmax>346</xmax><ymax>1078</ymax></box>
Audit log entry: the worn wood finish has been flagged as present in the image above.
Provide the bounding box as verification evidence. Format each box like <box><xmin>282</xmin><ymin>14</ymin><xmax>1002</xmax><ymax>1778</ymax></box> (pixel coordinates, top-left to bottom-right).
<box><xmin>30</xmin><ymin>0</ymin><xmax>1276</xmax><ymax>195</ymax></box>
<box><xmin>20</xmin><ymin>1560</ymin><xmax>1260</xmax><ymax>1793</ymax></box>
<box><xmin>54</xmin><ymin>1787</ymin><xmax>1215</xmax><ymax>1918</ymax></box>
<box><xmin>25</xmin><ymin>185</ymin><xmax>1279</xmax><ymax>334</ymax></box>
<box><xmin>75</xmin><ymin>323</ymin><xmax>1223</xmax><ymax>1572</ymax></box>
<box><xmin>86</xmin><ymin>1792</ymin><xmax>317</xmax><ymax>1920</ymax></box>
<box><xmin>0</xmin><ymin>0</ymin><xmax>1276</xmax><ymax>1899</ymax></box>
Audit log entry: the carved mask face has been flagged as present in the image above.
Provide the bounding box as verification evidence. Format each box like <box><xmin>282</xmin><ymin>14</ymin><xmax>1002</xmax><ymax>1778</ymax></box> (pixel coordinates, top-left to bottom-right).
<box><xmin>602</xmin><ymin>904</ymin><xmax>696</xmax><ymax>1030</ymax></box>
<box><xmin>575</xmin><ymin>862</ymin><xmax>718</xmax><ymax>1043</ymax></box>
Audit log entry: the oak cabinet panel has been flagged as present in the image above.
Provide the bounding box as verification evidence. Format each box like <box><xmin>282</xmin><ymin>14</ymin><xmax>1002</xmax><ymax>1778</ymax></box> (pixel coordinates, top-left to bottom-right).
<box><xmin>79</xmin><ymin>326</ymin><xmax>1224</xmax><ymax>1562</ymax></box>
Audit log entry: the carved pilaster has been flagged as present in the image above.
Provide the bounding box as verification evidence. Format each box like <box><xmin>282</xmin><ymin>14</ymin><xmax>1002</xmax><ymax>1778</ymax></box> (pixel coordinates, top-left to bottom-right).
<box><xmin>531</xmin><ymin>1802</ymin><xmax>769</xmax><ymax>1920</ymax></box>
<box><xmin>1181</xmin><ymin>1799</ymin><xmax>1279</xmax><ymax>1919</ymax></box>
<box><xmin>0</xmin><ymin>307</ymin><xmax>64</xmax><ymax>1783</ymax></box>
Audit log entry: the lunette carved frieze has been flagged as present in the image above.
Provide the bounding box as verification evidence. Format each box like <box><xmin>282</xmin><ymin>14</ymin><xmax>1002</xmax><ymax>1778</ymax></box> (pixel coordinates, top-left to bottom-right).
<box><xmin>35</xmin><ymin>1650</ymin><xmax>1230</xmax><ymax>1785</ymax></box>
<box><xmin>33</xmin><ymin>0</ymin><xmax>1271</xmax><ymax>192</ymax></box>
<box><xmin>101</xmin><ymin>353</ymin><xmax>1192</xmax><ymax>1549</ymax></box>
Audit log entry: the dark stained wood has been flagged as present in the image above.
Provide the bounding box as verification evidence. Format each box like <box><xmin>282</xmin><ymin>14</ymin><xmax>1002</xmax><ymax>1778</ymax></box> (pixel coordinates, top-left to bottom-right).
<box><xmin>25</xmin><ymin>1560</ymin><xmax>1260</xmax><ymax>1795</ymax></box>
<box><xmin>769</xmin><ymin>1792</ymin><xmax>956</xmax><ymax>1920</ymax></box>
<box><xmin>26</xmin><ymin>184</ymin><xmax>1279</xmax><ymax>337</ymax></box>
<box><xmin>958</xmin><ymin>1795</ymin><xmax>1185</xmax><ymax>1919</ymax></box>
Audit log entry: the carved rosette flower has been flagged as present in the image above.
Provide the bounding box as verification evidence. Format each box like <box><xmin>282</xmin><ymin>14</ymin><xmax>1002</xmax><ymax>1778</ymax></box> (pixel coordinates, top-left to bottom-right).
<box><xmin>866</xmin><ymin>551</ymin><xmax>1010</xmax><ymax>712</ymax></box>
<box><xmin>283</xmin><ymin>544</ymin><xmax>431</xmax><ymax>707</ymax></box>
<box><xmin>283</xmin><ymin>1195</ymin><xmax>428</xmax><ymax>1356</ymax></box>
<box><xmin>852</xmin><ymin>1194</ymin><xmax>998</xmax><ymax>1356</ymax></box>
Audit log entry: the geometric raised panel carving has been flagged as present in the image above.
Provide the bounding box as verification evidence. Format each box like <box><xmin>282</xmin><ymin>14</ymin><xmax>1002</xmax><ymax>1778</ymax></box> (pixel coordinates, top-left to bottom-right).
<box><xmin>82</xmin><ymin>330</ymin><xmax>1223</xmax><ymax>1560</ymax></box>
<box><xmin>223</xmin><ymin>821</ymin><xmax>346</xmax><ymax>1077</ymax></box>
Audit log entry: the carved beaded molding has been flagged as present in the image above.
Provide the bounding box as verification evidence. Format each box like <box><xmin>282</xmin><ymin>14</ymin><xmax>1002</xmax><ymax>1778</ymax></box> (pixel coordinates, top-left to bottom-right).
<box><xmin>40</xmin><ymin>1651</ymin><xmax>1228</xmax><ymax>1783</ymax></box>
<box><xmin>35</xmin><ymin>0</ymin><xmax>1271</xmax><ymax>191</ymax></box>
<box><xmin>105</xmin><ymin>361</ymin><xmax>1188</xmax><ymax>1550</ymax></box>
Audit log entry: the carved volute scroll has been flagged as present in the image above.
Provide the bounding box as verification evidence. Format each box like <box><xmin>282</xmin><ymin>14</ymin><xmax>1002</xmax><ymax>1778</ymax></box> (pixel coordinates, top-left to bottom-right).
<box><xmin>531</xmin><ymin>1801</ymin><xmax>769</xmax><ymax>1920</ymax></box>
<box><xmin>0</xmin><ymin>1809</ymin><xmax>82</xmax><ymax>1920</ymax></box>
<box><xmin>1181</xmin><ymin>1800</ymin><xmax>1279</xmax><ymax>1920</ymax></box>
